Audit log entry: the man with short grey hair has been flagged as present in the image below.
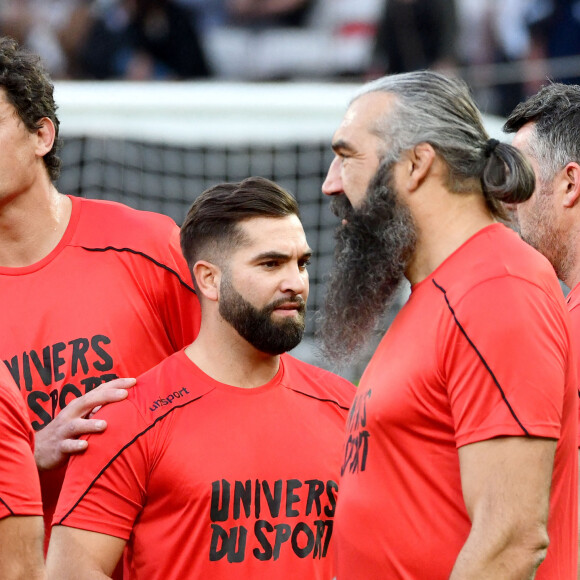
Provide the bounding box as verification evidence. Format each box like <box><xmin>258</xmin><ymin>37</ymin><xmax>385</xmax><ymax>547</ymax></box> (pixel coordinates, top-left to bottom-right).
<box><xmin>319</xmin><ymin>70</ymin><xmax>577</xmax><ymax>579</ymax></box>
<box><xmin>505</xmin><ymin>81</ymin><xmax>580</xmax><ymax>579</ymax></box>
<box><xmin>504</xmin><ymin>83</ymin><xmax>580</xmax><ymax>299</ymax></box>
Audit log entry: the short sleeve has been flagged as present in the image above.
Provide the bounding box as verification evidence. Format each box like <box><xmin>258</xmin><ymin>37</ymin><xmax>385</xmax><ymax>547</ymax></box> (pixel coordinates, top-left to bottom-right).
<box><xmin>439</xmin><ymin>276</ymin><xmax>569</xmax><ymax>447</ymax></box>
<box><xmin>0</xmin><ymin>366</ymin><xmax>42</xmax><ymax>519</ymax></box>
<box><xmin>158</xmin><ymin>225</ymin><xmax>201</xmax><ymax>350</ymax></box>
<box><xmin>53</xmin><ymin>396</ymin><xmax>151</xmax><ymax>540</ymax></box>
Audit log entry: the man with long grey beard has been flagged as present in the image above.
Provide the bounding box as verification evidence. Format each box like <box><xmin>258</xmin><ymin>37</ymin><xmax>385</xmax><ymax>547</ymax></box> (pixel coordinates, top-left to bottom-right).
<box><xmin>319</xmin><ymin>70</ymin><xmax>578</xmax><ymax>579</ymax></box>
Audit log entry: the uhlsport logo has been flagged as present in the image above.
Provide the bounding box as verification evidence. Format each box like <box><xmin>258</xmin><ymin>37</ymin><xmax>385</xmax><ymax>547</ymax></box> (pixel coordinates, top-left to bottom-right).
<box><xmin>149</xmin><ymin>387</ymin><xmax>190</xmax><ymax>412</ymax></box>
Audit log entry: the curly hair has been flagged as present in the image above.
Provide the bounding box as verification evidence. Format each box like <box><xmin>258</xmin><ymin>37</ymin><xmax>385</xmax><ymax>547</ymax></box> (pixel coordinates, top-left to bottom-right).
<box><xmin>0</xmin><ymin>36</ymin><xmax>61</xmax><ymax>181</ymax></box>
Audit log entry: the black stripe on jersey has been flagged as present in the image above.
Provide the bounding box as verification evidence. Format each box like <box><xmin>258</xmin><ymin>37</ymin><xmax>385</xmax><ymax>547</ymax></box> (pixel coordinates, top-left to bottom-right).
<box><xmin>286</xmin><ymin>387</ymin><xmax>350</xmax><ymax>412</ymax></box>
<box><xmin>432</xmin><ymin>279</ymin><xmax>529</xmax><ymax>436</ymax></box>
<box><xmin>57</xmin><ymin>394</ymin><xmax>206</xmax><ymax>525</ymax></box>
<box><xmin>0</xmin><ymin>496</ymin><xmax>14</xmax><ymax>516</ymax></box>
<box><xmin>81</xmin><ymin>246</ymin><xmax>196</xmax><ymax>294</ymax></box>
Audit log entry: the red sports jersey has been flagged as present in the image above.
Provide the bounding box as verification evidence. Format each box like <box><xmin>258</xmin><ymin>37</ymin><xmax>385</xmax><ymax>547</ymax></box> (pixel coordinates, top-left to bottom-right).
<box><xmin>0</xmin><ymin>364</ymin><xmax>42</xmax><ymax>519</ymax></box>
<box><xmin>566</xmin><ymin>283</ymin><xmax>580</xmax><ymax>447</ymax></box>
<box><xmin>0</xmin><ymin>195</ymin><xmax>201</xmax><ymax>530</ymax></box>
<box><xmin>335</xmin><ymin>223</ymin><xmax>578</xmax><ymax>579</ymax></box>
<box><xmin>54</xmin><ymin>350</ymin><xmax>355</xmax><ymax>579</ymax></box>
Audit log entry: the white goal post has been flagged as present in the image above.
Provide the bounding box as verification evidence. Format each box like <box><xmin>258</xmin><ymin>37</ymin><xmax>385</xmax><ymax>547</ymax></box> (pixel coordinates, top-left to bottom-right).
<box><xmin>54</xmin><ymin>81</ymin><xmax>507</xmax><ymax>146</ymax></box>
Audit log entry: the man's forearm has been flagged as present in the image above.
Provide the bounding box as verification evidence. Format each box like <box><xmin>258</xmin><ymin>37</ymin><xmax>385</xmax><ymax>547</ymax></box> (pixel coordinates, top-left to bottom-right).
<box><xmin>453</xmin><ymin>437</ymin><xmax>555</xmax><ymax>580</ymax></box>
<box><xmin>46</xmin><ymin>554</ymin><xmax>113</xmax><ymax>580</ymax></box>
<box><xmin>46</xmin><ymin>564</ymin><xmax>111</xmax><ymax>580</ymax></box>
<box><xmin>450</xmin><ymin>530</ymin><xmax>548</xmax><ymax>580</ymax></box>
<box><xmin>46</xmin><ymin>525</ymin><xmax>125</xmax><ymax>580</ymax></box>
<box><xmin>0</xmin><ymin>516</ymin><xmax>46</xmax><ymax>580</ymax></box>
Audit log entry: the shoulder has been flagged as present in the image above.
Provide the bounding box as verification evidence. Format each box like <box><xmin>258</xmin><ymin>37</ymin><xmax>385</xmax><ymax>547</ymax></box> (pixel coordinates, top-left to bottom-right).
<box><xmin>123</xmin><ymin>351</ymin><xmax>216</xmax><ymax>424</ymax></box>
<box><xmin>71</xmin><ymin>196</ymin><xmax>180</xmax><ymax>255</ymax></box>
<box><xmin>433</xmin><ymin>224</ymin><xmax>565</xmax><ymax>312</ymax></box>
<box><xmin>424</xmin><ymin>226</ymin><xmax>571</xmax><ymax>369</ymax></box>
<box><xmin>280</xmin><ymin>354</ymin><xmax>356</xmax><ymax>410</ymax></box>
<box><xmin>68</xmin><ymin>197</ymin><xmax>193</xmax><ymax>287</ymax></box>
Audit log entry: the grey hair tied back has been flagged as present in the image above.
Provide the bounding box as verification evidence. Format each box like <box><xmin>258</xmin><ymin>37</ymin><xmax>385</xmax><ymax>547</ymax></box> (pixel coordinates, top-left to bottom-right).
<box><xmin>484</xmin><ymin>138</ymin><xmax>500</xmax><ymax>157</ymax></box>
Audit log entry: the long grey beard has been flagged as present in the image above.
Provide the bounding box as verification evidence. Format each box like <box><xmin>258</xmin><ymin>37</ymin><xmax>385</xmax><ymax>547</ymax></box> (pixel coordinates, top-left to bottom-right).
<box><xmin>317</xmin><ymin>162</ymin><xmax>417</xmax><ymax>366</ymax></box>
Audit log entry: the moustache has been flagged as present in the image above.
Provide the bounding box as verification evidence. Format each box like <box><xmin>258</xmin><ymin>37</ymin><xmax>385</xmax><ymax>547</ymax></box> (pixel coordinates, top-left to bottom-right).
<box><xmin>265</xmin><ymin>296</ymin><xmax>306</xmax><ymax>315</ymax></box>
<box><xmin>330</xmin><ymin>195</ymin><xmax>356</xmax><ymax>221</ymax></box>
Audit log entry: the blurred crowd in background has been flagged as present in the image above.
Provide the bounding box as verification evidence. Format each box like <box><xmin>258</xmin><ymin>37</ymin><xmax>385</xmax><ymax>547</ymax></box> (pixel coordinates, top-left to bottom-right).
<box><xmin>1</xmin><ymin>0</ymin><xmax>579</xmax><ymax>116</ymax></box>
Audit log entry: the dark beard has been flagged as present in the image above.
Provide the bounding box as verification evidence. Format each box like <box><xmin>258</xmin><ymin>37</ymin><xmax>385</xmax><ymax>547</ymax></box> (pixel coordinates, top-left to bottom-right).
<box><xmin>219</xmin><ymin>276</ymin><xmax>306</xmax><ymax>355</ymax></box>
<box><xmin>317</xmin><ymin>160</ymin><xmax>417</xmax><ymax>365</ymax></box>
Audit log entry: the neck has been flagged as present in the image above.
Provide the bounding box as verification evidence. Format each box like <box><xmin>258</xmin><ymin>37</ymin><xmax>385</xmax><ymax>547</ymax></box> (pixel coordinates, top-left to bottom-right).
<box><xmin>405</xmin><ymin>188</ymin><xmax>495</xmax><ymax>285</ymax></box>
<box><xmin>562</xmin><ymin>253</ymin><xmax>580</xmax><ymax>292</ymax></box>
<box><xmin>559</xmin><ymin>221</ymin><xmax>580</xmax><ymax>291</ymax></box>
<box><xmin>184</xmin><ymin>321</ymin><xmax>281</xmax><ymax>389</ymax></box>
<box><xmin>0</xmin><ymin>184</ymin><xmax>72</xmax><ymax>268</ymax></box>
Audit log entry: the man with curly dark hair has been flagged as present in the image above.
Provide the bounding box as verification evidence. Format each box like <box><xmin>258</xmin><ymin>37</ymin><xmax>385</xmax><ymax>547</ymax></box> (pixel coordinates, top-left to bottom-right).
<box><xmin>0</xmin><ymin>37</ymin><xmax>61</xmax><ymax>181</ymax></box>
<box><xmin>0</xmin><ymin>36</ymin><xmax>201</xmax><ymax>552</ymax></box>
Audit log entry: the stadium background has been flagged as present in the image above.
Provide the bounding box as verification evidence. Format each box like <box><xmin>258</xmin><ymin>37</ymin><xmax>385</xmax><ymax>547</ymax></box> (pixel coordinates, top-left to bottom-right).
<box><xmin>54</xmin><ymin>81</ymin><xmax>507</xmax><ymax>381</ymax></box>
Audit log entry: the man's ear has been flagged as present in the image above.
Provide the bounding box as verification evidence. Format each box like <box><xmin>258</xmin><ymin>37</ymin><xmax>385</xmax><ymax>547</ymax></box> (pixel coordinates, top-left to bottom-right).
<box><xmin>34</xmin><ymin>117</ymin><xmax>56</xmax><ymax>157</ymax></box>
<box><xmin>561</xmin><ymin>162</ymin><xmax>580</xmax><ymax>209</ymax></box>
<box><xmin>404</xmin><ymin>142</ymin><xmax>436</xmax><ymax>192</ymax></box>
<box><xmin>192</xmin><ymin>260</ymin><xmax>220</xmax><ymax>302</ymax></box>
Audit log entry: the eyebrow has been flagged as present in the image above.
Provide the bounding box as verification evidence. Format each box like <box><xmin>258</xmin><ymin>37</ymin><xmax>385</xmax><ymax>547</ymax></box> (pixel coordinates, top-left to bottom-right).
<box><xmin>331</xmin><ymin>139</ymin><xmax>356</xmax><ymax>155</ymax></box>
<box><xmin>253</xmin><ymin>249</ymin><xmax>313</xmax><ymax>262</ymax></box>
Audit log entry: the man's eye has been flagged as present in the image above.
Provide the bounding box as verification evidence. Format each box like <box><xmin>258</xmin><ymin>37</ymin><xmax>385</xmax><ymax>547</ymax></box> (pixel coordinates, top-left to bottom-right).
<box><xmin>299</xmin><ymin>259</ymin><xmax>311</xmax><ymax>270</ymax></box>
<box><xmin>262</xmin><ymin>261</ymin><xmax>278</xmax><ymax>268</ymax></box>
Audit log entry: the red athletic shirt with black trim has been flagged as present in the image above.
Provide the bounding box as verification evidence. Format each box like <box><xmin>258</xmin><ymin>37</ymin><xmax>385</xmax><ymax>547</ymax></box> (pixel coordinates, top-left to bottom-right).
<box><xmin>54</xmin><ymin>350</ymin><xmax>355</xmax><ymax>580</ymax></box>
<box><xmin>0</xmin><ymin>195</ymin><xmax>201</xmax><ymax>530</ymax></box>
<box><xmin>565</xmin><ymin>283</ymin><xmax>580</xmax><ymax>446</ymax></box>
<box><xmin>0</xmin><ymin>364</ymin><xmax>42</xmax><ymax>519</ymax></box>
<box><xmin>335</xmin><ymin>223</ymin><xmax>578</xmax><ymax>579</ymax></box>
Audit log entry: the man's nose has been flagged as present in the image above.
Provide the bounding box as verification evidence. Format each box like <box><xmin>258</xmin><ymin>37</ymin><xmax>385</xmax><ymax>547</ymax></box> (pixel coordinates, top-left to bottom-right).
<box><xmin>322</xmin><ymin>157</ymin><xmax>343</xmax><ymax>196</ymax></box>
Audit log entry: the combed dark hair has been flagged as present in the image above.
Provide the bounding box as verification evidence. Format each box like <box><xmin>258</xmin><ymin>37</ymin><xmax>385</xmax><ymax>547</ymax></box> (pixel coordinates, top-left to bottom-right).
<box><xmin>357</xmin><ymin>71</ymin><xmax>535</xmax><ymax>219</ymax></box>
<box><xmin>504</xmin><ymin>82</ymin><xmax>580</xmax><ymax>183</ymax></box>
<box><xmin>0</xmin><ymin>36</ymin><xmax>61</xmax><ymax>181</ymax></box>
<box><xmin>181</xmin><ymin>176</ymin><xmax>300</xmax><ymax>269</ymax></box>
